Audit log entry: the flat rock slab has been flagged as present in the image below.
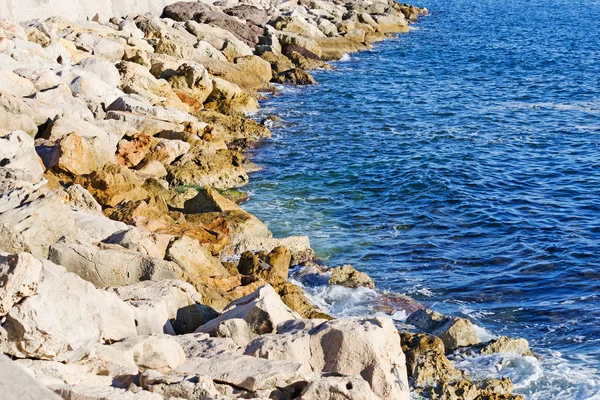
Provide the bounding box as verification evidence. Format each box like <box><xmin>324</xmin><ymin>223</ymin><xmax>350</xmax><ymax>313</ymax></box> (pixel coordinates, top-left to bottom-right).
<box><xmin>0</xmin><ymin>355</ymin><xmax>62</xmax><ymax>400</ymax></box>
<box><xmin>176</xmin><ymin>354</ymin><xmax>312</xmax><ymax>392</ymax></box>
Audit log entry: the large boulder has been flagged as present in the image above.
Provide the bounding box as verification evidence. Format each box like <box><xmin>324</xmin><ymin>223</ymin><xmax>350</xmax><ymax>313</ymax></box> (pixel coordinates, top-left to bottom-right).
<box><xmin>78</xmin><ymin>56</ymin><xmax>121</xmax><ymax>87</ymax></box>
<box><xmin>0</xmin><ymin>193</ymin><xmax>79</xmax><ymax>259</ymax></box>
<box><xmin>176</xmin><ymin>354</ymin><xmax>311</xmax><ymax>392</ymax></box>
<box><xmin>165</xmin><ymin>63</ymin><xmax>213</xmax><ymax>108</ymax></box>
<box><xmin>237</xmin><ymin>246</ymin><xmax>291</xmax><ymax>285</ymax></box>
<box><xmin>0</xmin><ymin>130</ymin><xmax>45</xmax><ymax>183</ymax></box>
<box><xmin>140</xmin><ymin>369</ymin><xmax>221</xmax><ymax>399</ymax></box>
<box><xmin>399</xmin><ymin>332</ymin><xmax>463</xmax><ymax>389</ymax></box>
<box><xmin>140</xmin><ymin>138</ymin><xmax>191</xmax><ymax>167</ymax></box>
<box><xmin>117</xmin><ymin>61</ymin><xmax>187</xmax><ymax>111</ymax></box>
<box><xmin>0</xmin><ymin>355</ymin><xmax>62</xmax><ymax>400</ymax></box>
<box><xmin>31</xmin><ymin>84</ymin><xmax>94</xmax><ymax>122</ymax></box>
<box><xmin>311</xmin><ymin>318</ymin><xmax>409</xmax><ymax>399</ymax></box>
<box><xmin>42</xmin><ymin>132</ymin><xmax>115</xmax><ymax>176</ymax></box>
<box><xmin>0</xmin><ymin>91</ymin><xmax>56</xmax><ymax>126</ymax></box>
<box><xmin>236</xmin><ymin>235</ymin><xmax>315</xmax><ymax>266</ymax></box>
<box><xmin>0</xmin><ymin>252</ymin><xmax>136</xmax><ymax>362</ymax></box>
<box><xmin>226</xmin><ymin>5</ymin><xmax>269</xmax><ymax>27</ymax></box>
<box><xmin>107</xmin><ymin>94</ymin><xmax>196</xmax><ymax>125</ymax></box>
<box><xmin>165</xmin><ymin>235</ymin><xmax>230</xmax><ymax>278</ymax></box>
<box><xmin>48</xmin><ymin>241</ymin><xmax>185</xmax><ymax>288</ymax></box>
<box><xmin>162</xmin><ymin>2</ymin><xmax>259</xmax><ymax>46</ymax></box>
<box><xmin>300</xmin><ymin>375</ymin><xmax>380</xmax><ymax>400</ymax></box>
<box><xmin>196</xmin><ymin>285</ymin><xmax>300</xmax><ymax>336</ymax></box>
<box><xmin>182</xmin><ymin>185</ymin><xmax>239</xmax><ymax>214</ymax></box>
<box><xmin>253</xmin><ymin>317</ymin><xmax>410</xmax><ymax>400</ymax></box>
<box><xmin>0</xmin><ymin>109</ymin><xmax>37</xmax><ymax>136</ymax></box>
<box><xmin>406</xmin><ymin>309</ymin><xmax>481</xmax><ymax>351</ymax></box>
<box><xmin>478</xmin><ymin>336</ymin><xmax>534</xmax><ymax>356</ymax></box>
<box><xmin>74</xmin><ymin>163</ymin><xmax>150</xmax><ymax>208</ymax></box>
<box><xmin>74</xmin><ymin>33</ymin><xmax>125</xmax><ymax>62</ymax></box>
<box><xmin>109</xmin><ymin>279</ymin><xmax>203</xmax><ymax>335</ymax></box>
<box><xmin>204</xmin><ymin>77</ymin><xmax>259</xmax><ymax>115</ymax></box>
<box><xmin>0</xmin><ymin>70</ymin><xmax>36</xmax><ymax>97</ymax></box>
<box><xmin>166</xmin><ymin>147</ymin><xmax>250</xmax><ymax>189</ymax></box>
<box><xmin>103</xmin><ymin>228</ymin><xmax>173</xmax><ymax>259</ymax></box>
<box><xmin>51</xmin><ymin>385</ymin><xmax>162</xmax><ymax>400</ymax></box>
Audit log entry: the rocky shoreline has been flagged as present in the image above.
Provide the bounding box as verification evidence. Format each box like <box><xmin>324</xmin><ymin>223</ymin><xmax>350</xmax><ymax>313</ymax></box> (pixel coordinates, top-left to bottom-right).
<box><xmin>0</xmin><ymin>1</ymin><xmax>529</xmax><ymax>399</ymax></box>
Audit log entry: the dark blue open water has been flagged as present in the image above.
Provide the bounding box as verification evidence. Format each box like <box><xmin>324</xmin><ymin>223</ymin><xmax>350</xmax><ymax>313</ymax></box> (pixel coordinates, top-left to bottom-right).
<box><xmin>244</xmin><ymin>0</ymin><xmax>600</xmax><ymax>397</ymax></box>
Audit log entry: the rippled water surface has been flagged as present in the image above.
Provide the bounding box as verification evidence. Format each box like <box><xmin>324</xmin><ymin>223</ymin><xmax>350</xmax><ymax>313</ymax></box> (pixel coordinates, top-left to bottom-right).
<box><xmin>243</xmin><ymin>0</ymin><xmax>600</xmax><ymax>397</ymax></box>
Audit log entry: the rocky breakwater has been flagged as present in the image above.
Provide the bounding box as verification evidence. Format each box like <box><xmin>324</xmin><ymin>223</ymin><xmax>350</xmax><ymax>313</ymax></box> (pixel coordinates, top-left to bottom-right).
<box><xmin>0</xmin><ymin>1</ymin><xmax>528</xmax><ymax>399</ymax></box>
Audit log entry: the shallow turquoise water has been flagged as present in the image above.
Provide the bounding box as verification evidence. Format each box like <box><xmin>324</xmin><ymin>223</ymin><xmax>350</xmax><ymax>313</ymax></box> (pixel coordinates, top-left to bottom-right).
<box><xmin>244</xmin><ymin>0</ymin><xmax>600</xmax><ymax>397</ymax></box>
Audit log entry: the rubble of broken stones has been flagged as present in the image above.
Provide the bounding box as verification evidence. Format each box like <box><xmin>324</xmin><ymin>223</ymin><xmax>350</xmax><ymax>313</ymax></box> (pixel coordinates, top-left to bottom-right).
<box><xmin>0</xmin><ymin>1</ymin><xmax>530</xmax><ymax>398</ymax></box>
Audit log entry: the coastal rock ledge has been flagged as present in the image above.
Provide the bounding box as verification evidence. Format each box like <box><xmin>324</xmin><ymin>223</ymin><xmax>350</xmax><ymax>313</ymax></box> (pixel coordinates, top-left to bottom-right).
<box><xmin>0</xmin><ymin>0</ymin><xmax>526</xmax><ymax>399</ymax></box>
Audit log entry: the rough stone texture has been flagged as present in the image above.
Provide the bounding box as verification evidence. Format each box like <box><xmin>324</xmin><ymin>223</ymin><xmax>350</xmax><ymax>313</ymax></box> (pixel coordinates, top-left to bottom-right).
<box><xmin>400</xmin><ymin>332</ymin><xmax>463</xmax><ymax>389</ymax></box>
<box><xmin>56</xmin><ymin>184</ymin><xmax>103</xmax><ymax>215</ymax></box>
<box><xmin>109</xmin><ymin>279</ymin><xmax>202</xmax><ymax>335</ymax></box>
<box><xmin>48</xmin><ymin>241</ymin><xmax>185</xmax><ymax>288</ymax></box>
<box><xmin>0</xmin><ymin>109</ymin><xmax>37</xmax><ymax>136</ymax></box>
<box><xmin>45</xmin><ymin>132</ymin><xmax>114</xmax><ymax>176</ymax></box>
<box><xmin>204</xmin><ymin>77</ymin><xmax>259</xmax><ymax>115</ymax></box>
<box><xmin>0</xmin><ymin>221</ymin><xmax>32</xmax><ymax>254</ymax></box>
<box><xmin>176</xmin><ymin>354</ymin><xmax>312</xmax><ymax>392</ymax></box>
<box><xmin>173</xmin><ymin>333</ymin><xmax>241</xmax><ymax>358</ymax></box>
<box><xmin>0</xmin><ymin>130</ymin><xmax>45</xmax><ymax>184</ymax></box>
<box><xmin>140</xmin><ymin>370</ymin><xmax>221</xmax><ymax>399</ymax></box>
<box><xmin>244</xmin><ymin>328</ymin><xmax>312</xmax><ymax>366</ymax></box>
<box><xmin>237</xmin><ymin>246</ymin><xmax>291</xmax><ymax>285</ymax></box>
<box><xmin>407</xmin><ymin>309</ymin><xmax>481</xmax><ymax>351</ymax></box>
<box><xmin>165</xmin><ymin>235</ymin><xmax>230</xmax><ymax>278</ymax></box>
<box><xmin>0</xmin><ymin>355</ymin><xmax>63</xmax><ymax>400</ymax></box>
<box><xmin>196</xmin><ymin>285</ymin><xmax>300</xmax><ymax>336</ymax></box>
<box><xmin>0</xmin><ymin>193</ymin><xmax>79</xmax><ymax>259</ymax></box>
<box><xmin>312</xmin><ymin>318</ymin><xmax>409</xmax><ymax>399</ymax></box>
<box><xmin>236</xmin><ymin>235</ymin><xmax>316</xmax><ymax>266</ymax></box>
<box><xmin>74</xmin><ymin>163</ymin><xmax>150</xmax><ymax>208</ymax></box>
<box><xmin>273</xmin><ymin>67</ymin><xmax>317</xmax><ymax>85</ymax></box>
<box><xmin>78</xmin><ymin>57</ymin><xmax>121</xmax><ymax>87</ymax></box>
<box><xmin>166</xmin><ymin>147</ymin><xmax>250</xmax><ymax>189</ymax></box>
<box><xmin>163</xmin><ymin>2</ymin><xmax>258</xmax><ymax>46</ymax></box>
<box><xmin>244</xmin><ymin>317</ymin><xmax>409</xmax><ymax>399</ymax></box>
<box><xmin>182</xmin><ymin>185</ymin><xmax>239</xmax><ymax>214</ymax></box>
<box><xmin>118</xmin><ymin>61</ymin><xmax>187</xmax><ymax>110</ymax></box>
<box><xmin>51</xmin><ymin>385</ymin><xmax>163</xmax><ymax>400</ymax></box>
<box><xmin>300</xmin><ymin>375</ymin><xmax>380</xmax><ymax>400</ymax></box>
<box><xmin>0</xmin><ymin>251</ymin><xmax>42</xmax><ymax>315</ymax></box>
<box><xmin>0</xmin><ymin>252</ymin><xmax>136</xmax><ymax>362</ymax></box>
<box><xmin>328</xmin><ymin>264</ymin><xmax>375</xmax><ymax>289</ymax></box>
<box><xmin>478</xmin><ymin>336</ymin><xmax>534</xmax><ymax>356</ymax></box>
<box><xmin>15</xmin><ymin>358</ymin><xmax>116</xmax><ymax>387</ymax></box>
<box><xmin>128</xmin><ymin>335</ymin><xmax>187</xmax><ymax>372</ymax></box>
<box><xmin>103</xmin><ymin>228</ymin><xmax>173</xmax><ymax>259</ymax></box>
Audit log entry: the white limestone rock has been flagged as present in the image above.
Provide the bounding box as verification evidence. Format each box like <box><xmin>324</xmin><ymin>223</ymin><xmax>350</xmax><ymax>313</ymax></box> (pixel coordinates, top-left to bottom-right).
<box><xmin>0</xmin><ymin>355</ymin><xmax>62</xmax><ymax>400</ymax></box>
<box><xmin>0</xmin><ymin>130</ymin><xmax>45</xmax><ymax>183</ymax></box>
<box><xmin>196</xmin><ymin>285</ymin><xmax>300</xmax><ymax>336</ymax></box>
<box><xmin>0</xmin><ymin>252</ymin><xmax>136</xmax><ymax>362</ymax></box>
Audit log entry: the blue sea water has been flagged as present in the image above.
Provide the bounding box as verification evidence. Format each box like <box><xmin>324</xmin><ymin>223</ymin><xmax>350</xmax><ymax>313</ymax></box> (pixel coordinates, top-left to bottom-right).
<box><xmin>243</xmin><ymin>0</ymin><xmax>600</xmax><ymax>397</ymax></box>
